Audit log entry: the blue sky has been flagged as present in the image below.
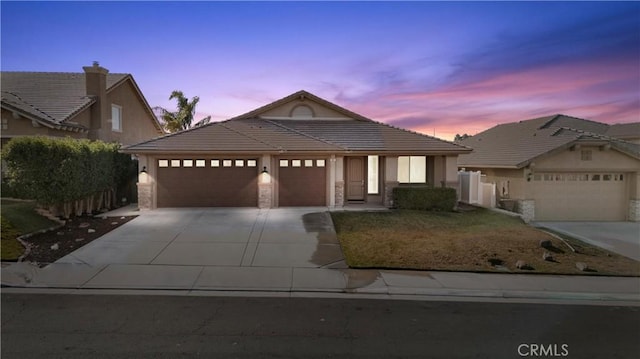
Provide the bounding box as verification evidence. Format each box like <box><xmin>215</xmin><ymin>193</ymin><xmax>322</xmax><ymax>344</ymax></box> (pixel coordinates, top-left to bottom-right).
<box><xmin>2</xmin><ymin>1</ymin><xmax>638</xmax><ymax>140</ymax></box>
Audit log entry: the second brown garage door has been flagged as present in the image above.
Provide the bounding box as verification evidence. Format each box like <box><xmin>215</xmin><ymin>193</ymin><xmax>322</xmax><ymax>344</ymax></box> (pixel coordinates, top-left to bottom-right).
<box><xmin>157</xmin><ymin>158</ymin><xmax>258</xmax><ymax>207</ymax></box>
<box><xmin>278</xmin><ymin>159</ymin><xmax>326</xmax><ymax>206</ymax></box>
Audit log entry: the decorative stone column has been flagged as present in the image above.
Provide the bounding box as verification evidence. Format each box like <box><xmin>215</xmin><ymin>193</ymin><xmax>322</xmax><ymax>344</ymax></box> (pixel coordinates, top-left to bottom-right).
<box><xmin>335</xmin><ymin>181</ymin><xmax>345</xmax><ymax>207</ymax></box>
<box><xmin>517</xmin><ymin>199</ymin><xmax>535</xmax><ymax>223</ymax></box>
<box><xmin>629</xmin><ymin>199</ymin><xmax>640</xmax><ymax>222</ymax></box>
<box><xmin>136</xmin><ymin>155</ymin><xmax>153</xmax><ymax>210</ymax></box>
<box><xmin>258</xmin><ymin>155</ymin><xmax>273</xmax><ymax>208</ymax></box>
<box><xmin>258</xmin><ymin>183</ymin><xmax>272</xmax><ymax>208</ymax></box>
<box><xmin>137</xmin><ymin>183</ymin><xmax>152</xmax><ymax>210</ymax></box>
<box><xmin>383</xmin><ymin>181</ymin><xmax>399</xmax><ymax>207</ymax></box>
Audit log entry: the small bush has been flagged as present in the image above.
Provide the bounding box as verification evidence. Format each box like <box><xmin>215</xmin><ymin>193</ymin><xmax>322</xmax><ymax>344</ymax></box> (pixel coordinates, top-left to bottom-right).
<box><xmin>392</xmin><ymin>186</ymin><xmax>457</xmax><ymax>211</ymax></box>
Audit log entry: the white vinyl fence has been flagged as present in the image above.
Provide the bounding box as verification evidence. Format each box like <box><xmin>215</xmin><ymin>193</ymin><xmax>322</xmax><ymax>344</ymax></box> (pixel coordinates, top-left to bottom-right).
<box><xmin>458</xmin><ymin>170</ymin><xmax>496</xmax><ymax>208</ymax></box>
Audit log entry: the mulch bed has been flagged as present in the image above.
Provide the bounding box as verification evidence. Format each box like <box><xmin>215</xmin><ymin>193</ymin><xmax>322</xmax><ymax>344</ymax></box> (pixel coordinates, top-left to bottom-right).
<box><xmin>22</xmin><ymin>215</ymin><xmax>137</xmax><ymax>267</ymax></box>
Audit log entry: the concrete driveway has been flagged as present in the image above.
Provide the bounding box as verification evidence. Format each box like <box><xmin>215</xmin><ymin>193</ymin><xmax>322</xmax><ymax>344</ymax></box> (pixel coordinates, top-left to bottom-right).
<box><xmin>56</xmin><ymin>207</ymin><xmax>345</xmax><ymax>268</ymax></box>
<box><xmin>533</xmin><ymin>222</ymin><xmax>640</xmax><ymax>261</ymax></box>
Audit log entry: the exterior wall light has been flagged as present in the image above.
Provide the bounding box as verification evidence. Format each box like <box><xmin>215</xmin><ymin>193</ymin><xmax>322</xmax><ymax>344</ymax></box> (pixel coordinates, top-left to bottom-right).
<box><xmin>140</xmin><ymin>166</ymin><xmax>147</xmax><ymax>174</ymax></box>
<box><xmin>261</xmin><ymin>166</ymin><xmax>268</xmax><ymax>174</ymax></box>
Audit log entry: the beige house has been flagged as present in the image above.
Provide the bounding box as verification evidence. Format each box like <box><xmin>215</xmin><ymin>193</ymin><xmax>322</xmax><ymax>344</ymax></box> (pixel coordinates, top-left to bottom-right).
<box><xmin>1</xmin><ymin>63</ymin><xmax>163</xmax><ymax>148</ymax></box>
<box><xmin>458</xmin><ymin>115</ymin><xmax>640</xmax><ymax>222</ymax></box>
<box><xmin>123</xmin><ymin>90</ymin><xmax>471</xmax><ymax>209</ymax></box>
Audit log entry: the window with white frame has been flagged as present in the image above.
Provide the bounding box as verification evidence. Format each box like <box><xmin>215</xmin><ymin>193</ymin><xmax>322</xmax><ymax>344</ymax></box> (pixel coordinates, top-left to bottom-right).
<box><xmin>368</xmin><ymin>155</ymin><xmax>379</xmax><ymax>194</ymax></box>
<box><xmin>397</xmin><ymin>156</ymin><xmax>426</xmax><ymax>183</ymax></box>
<box><xmin>111</xmin><ymin>104</ymin><xmax>122</xmax><ymax>132</ymax></box>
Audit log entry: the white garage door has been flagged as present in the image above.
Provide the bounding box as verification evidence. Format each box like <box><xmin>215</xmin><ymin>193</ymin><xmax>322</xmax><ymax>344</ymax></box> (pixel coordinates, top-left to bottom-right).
<box><xmin>532</xmin><ymin>173</ymin><xmax>627</xmax><ymax>221</ymax></box>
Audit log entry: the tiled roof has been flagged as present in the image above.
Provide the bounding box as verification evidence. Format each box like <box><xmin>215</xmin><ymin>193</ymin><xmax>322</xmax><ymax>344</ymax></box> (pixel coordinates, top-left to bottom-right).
<box><xmin>123</xmin><ymin>91</ymin><xmax>471</xmax><ymax>155</ymax></box>
<box><xmin>458</xmin><ymin>114</ymin><xmax>640</xmax><ymax>168</ymax></box>
<box><xmin>606</xmin><ymin>122</ymin><xmax>640</xmax><ymax>140</ymax></box>
<box><xmin>271</xmin><ymin>119</ymin><xmax>467</xmax><ymax>153</ymax></box>
<box><xmin>1</xmin><ymin>71</ymin><xmax>128</xmax><ymax>125</ymax></box>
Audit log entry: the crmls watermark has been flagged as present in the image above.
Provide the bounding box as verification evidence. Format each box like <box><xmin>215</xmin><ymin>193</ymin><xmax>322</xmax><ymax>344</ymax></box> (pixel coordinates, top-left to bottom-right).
<box><xmin>518</xmin><ymin>344</ymin><xmax>569</xmax><ymax>357</ymax></box>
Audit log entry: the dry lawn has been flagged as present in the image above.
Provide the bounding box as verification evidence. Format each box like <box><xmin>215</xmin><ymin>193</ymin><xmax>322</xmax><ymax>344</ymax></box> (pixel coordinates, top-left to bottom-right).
<box><xmin>331</xmin><ymin>208</ymin><xmax>639</xmax><ymax>276</ymax></box>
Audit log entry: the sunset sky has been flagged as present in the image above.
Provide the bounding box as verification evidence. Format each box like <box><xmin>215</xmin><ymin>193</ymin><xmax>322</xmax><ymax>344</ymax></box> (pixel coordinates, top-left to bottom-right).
<box><xmin>2</xmin><ymin>1</ymin><xmax>638</xmax><ymax>140</ymax></box>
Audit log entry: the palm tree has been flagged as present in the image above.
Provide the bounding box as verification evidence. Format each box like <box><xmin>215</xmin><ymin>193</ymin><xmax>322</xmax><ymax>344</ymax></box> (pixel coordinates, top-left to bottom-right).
<box><xmin>156</xmin><ymin>91</ymin><xmax>211</xmax><ymax>133</ymax></box>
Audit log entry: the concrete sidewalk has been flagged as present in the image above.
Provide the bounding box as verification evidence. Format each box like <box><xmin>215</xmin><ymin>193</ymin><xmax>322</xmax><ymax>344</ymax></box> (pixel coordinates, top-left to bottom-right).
<box><xmin>2</xmin><ymin>206</ymin><xmax>639</xmax><ymax>304</ymax></box>
<box><xmin>2</xmin><ymin>261</ymin><xmax>639</xmax><ymax>304</ymax></box>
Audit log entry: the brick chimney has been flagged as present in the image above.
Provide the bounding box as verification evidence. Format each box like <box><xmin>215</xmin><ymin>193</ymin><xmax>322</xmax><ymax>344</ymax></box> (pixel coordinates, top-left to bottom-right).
<box><xmin>83</xmin><ymin>62</ymin><xmax>110</xmax><ymax>141</ymax></box>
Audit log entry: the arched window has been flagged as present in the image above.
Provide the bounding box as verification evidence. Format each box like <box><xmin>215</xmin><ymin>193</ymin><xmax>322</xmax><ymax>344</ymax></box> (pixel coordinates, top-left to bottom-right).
<box><xmin>291</xmin><ymin>105</ymin><xmax>314</xmax><ymax>118</ymax></box>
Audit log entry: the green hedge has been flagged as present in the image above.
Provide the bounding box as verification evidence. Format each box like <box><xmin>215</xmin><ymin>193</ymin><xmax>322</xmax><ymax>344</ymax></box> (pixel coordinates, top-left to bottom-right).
<box><xmin>392</xmin><ymin>186</ymin><xmax>457</xmax><ymax>211</ymax></box>
<box><xmin>1</xmin><ymin>136</ymin><xmax>134</xmax><ymax>217</ymax></box>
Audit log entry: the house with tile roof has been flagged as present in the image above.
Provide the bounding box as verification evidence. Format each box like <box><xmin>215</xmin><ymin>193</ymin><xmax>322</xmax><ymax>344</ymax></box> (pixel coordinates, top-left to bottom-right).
<box><xmin>122</xmin><ymin>90</ymin><xmax>472</xmax><ymax>210</ymax></box>
<box><xmin>1</xmin><ymin>63</ymin><xmax>163</xmax><ymax>148</ymax></box>
<box><xmin>457</xmin><ymin>114</ymin><xmax>640</xmax><ymax>222</ymax></box>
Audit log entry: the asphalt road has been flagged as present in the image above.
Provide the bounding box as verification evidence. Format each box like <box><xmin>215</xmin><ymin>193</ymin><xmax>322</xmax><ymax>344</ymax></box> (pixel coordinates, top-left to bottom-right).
<box><xmin>2</xmin><ymin>293</ymin><xmax>639</xmax><ymax>358</ymax></box>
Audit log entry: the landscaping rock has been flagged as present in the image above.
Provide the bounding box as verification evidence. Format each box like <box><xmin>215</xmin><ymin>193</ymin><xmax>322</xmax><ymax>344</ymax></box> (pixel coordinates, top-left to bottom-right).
<box><xmin>576</xmin><ymin>262</ymin><xmax>589</xmax><ymax>271</ymax></box>
<box><xmin>75</xmin><ymin>238</ymin><xmax>85</xmax><ymax>242</ymax></box>
<box><xmin>87</xmin><ymin>229</ymin><xmax>96</xmax><ymax>233</ymax></box>
<box><xmin>56</xmin><ymin>231</ymin><xmax>64</xmax><ymax>236</ymax></box>
<box><xmin>50</xmin><ymin>243</ymin><xmax>59</xmax><ymax>251</ymax></box>
<box><xmin>111</xmin><ymin>222</ymin><xmax>118</xmax><ymax>225</ymax></box>
<box><xmin>78</xmin><ymin>222</ymin><xmax>90</xmax><ymax>228</ymax></box>
<box><xmin>516</xmin><ymin>260</ymin><xmax>527</xmax><ymax>269</ymax></box>
<box><xmin>539</xmin><ymin>239</ymin><xmax>552</xmax><ymax>249</ymax></box>
<box><xmin>543</xmin><ymin>251</ymin><xmax>553</xmax><ymax>261</ymax></box>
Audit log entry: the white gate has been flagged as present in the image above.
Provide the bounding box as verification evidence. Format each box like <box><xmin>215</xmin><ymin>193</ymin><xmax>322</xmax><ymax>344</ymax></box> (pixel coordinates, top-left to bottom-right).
<box><xmin>458</xmin><ymin>170</ymin><xmax>495</xmax><ymax>208</ymax></box>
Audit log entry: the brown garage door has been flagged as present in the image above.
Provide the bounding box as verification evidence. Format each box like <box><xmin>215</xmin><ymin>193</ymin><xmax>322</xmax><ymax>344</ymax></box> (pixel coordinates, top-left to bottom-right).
<box><xmin>278</xmin><ymin>158</ymin><xmax>326</xmax><ymax>206</ymax></box>
<box><xmin>157</xmin><ymin>158</ymin><xmax>258</xmax><ymax>207</ymax></box>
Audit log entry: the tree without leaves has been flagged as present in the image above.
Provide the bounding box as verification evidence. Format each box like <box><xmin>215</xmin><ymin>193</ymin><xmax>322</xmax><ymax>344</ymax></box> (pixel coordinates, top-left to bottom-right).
<box><xmin>156</xmin><ymin>90</ymin><xmax>211</xmax><ymax>133</ymax></box>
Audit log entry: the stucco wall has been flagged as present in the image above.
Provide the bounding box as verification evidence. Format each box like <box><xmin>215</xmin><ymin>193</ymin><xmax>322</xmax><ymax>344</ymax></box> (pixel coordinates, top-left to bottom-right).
<box><xmin>260</xmin><ymin>99</ymin><xmax>348</xmax><ymax>119</ymax></box>
<box><xmin>534</xmin><ymin>145</ymin><xmax>639</xmax><ymax>172</ymax></box>
<box><xmin>467</xmin><ymin>167</ymin><xmax>526</xmax><ymax>201</ymax></box>
<box><xmin>1</xmin><ymin>109</ymin><xmax>87</xmax><ymax>144</ymax></box>
<box><xmin>108</xmin><ymin>81</ymin><xmax>161</xmax><ymax>145</ymax></box>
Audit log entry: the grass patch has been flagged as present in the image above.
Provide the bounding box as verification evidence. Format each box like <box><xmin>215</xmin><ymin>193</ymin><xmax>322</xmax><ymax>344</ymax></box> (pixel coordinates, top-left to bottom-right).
<box><xmin>1</xmin><ymin>216</ymin><xmax>24</xmax><ymax>260</ymax></box>
<box><xmin>1</xmin><ymin>200</ymin><xmax>58</xmax><ymax>261</ymax></box>
<box><xmin>331</xmin><ymin>208</ymin><xmax>639</xmax><ymax>276</ymax></box>
<box><xmin>1</xmin><ymin>199</ymin><xmax>58</xmax><ymax>234</ymax></box>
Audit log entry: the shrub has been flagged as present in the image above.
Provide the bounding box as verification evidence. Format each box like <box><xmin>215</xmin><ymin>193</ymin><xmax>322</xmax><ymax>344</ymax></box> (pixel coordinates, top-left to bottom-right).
<box><xmin>392</xmin><ymin>186</ymin><xmax>457</xmax><ymax>211</ymax></box>
<box><xmin>1</xmin><ymin>136</ymin><xmax>135</xmax><ymax>217</ymax></box>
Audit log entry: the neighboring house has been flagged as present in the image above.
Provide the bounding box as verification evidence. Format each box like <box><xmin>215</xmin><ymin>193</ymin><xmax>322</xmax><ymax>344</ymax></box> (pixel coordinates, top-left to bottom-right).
<box><xmin>122</xmin><ymin>90</ymin><xmax>471</xmax><ymax>209</ymax></box>
<box><xmin>1</xmin><ymin>62</ymin><xmax>163</xmax><ymax>148</ymax></box>
<box><xmin>457</xmin><ymin>114</ymin><xmax>640</xmax><ymax>222</ymax></box>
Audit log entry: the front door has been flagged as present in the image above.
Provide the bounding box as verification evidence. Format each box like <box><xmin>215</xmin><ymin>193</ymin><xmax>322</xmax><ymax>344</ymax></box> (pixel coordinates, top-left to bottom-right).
<box><xmin>347</xmin><ymin>157</ymin><xmax>365</xmax><ymax>201</ymax></box>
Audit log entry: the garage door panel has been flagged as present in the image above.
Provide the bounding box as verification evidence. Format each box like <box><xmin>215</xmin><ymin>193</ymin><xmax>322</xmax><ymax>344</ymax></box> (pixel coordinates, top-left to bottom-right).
<box><xmin>279</xmin><ymin>160</ymin><xmax>326</xmax><ymax>207</ymax></box>
<box><xmin>532</xmin><ymin>173</ymin><xmax>626</xmax><ymax>221</ymax></box>
<box><xmin>157</xmin><ymin>160</ymin><xmax>257</xmax><ymax>207</ymax></box>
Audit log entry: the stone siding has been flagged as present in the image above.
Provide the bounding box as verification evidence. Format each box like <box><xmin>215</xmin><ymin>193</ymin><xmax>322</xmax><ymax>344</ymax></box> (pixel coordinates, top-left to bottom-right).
<box><xmin>335</xmin><ymin>181</ymin><xmax>344</xmax><ymax>207</ymax></box>
<box><xmin>258</xmin><ymin>183</ymin><xmax>273</xmax><ymax>208</ymax></box>
<box><xmin>137</xmin><ymin>183</ymin><xmax>152</xmax><ymax>210</ymax></box>
<box><xmin>383</xmin><ymin>181</ymin><xmax>399</xmax><ymax>207</ymax></box>
<box><xmin>517</xmin><ymin>199</ymin><xmax>535</xmax><ymax>223</ymax></box>
<box><xmin>629</xmin><ymin>199</ymin><xmax>640</xmax><ymax>222</ymax></box>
